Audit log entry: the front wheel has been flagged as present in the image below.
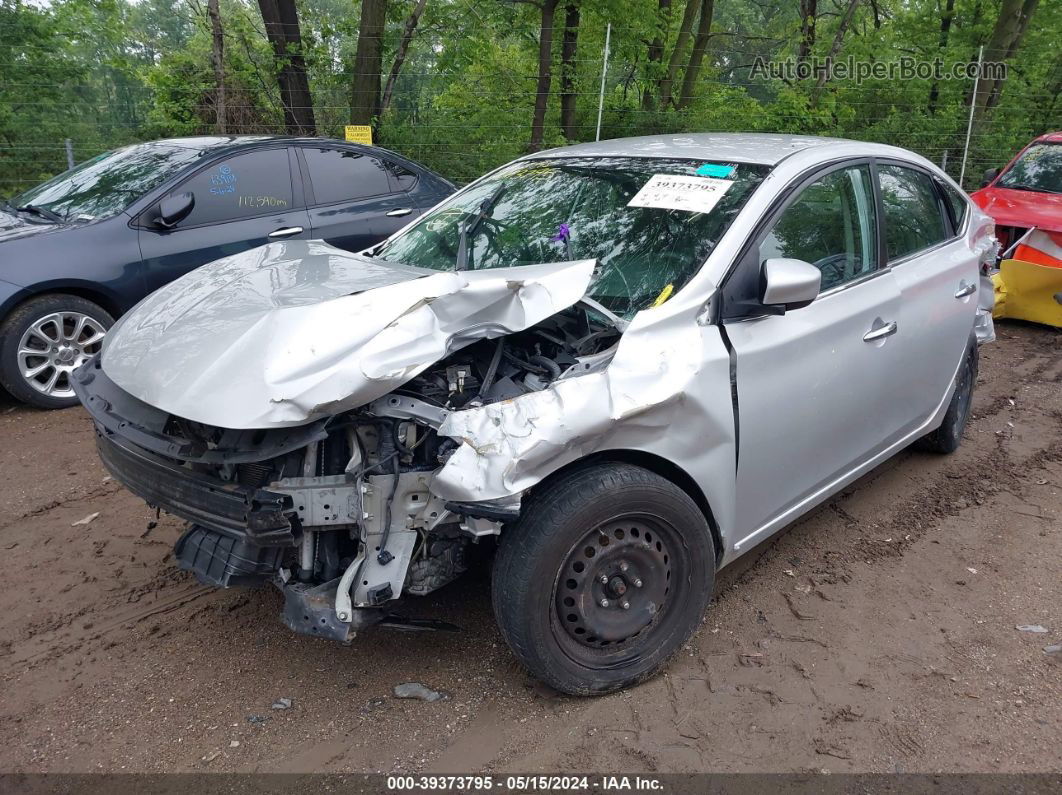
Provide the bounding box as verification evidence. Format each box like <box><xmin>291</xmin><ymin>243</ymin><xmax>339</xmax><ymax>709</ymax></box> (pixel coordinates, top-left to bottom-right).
<box><xmin>0</xmin><ymin>294</ymin><xmax>113</xmax><ymax>409</ymax></box>
<box><xmin>492</xmin><ymin>463</ymin><xmax>715</xmax><ymax>696</ymax></box>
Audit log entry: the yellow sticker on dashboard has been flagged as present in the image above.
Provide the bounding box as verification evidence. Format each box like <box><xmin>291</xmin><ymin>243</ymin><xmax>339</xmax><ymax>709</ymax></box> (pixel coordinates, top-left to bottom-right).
<box><xmin>651</xmin><ymin>283</ymin><xmax>674</xmax><ymax>307</ymax></box>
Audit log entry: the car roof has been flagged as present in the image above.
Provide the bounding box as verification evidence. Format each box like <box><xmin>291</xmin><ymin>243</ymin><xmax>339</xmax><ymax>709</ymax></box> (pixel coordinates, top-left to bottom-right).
<box><xmin>136</xmin><ymin>135</ymin><xmax>411</xmax><ymax>158</ymax></box>
<box><xmin>137</xmin><ymin>135</ymin><xmax>280</xmax><ymax>152</ymax></box>
<box><xmin>1033</xmin><ymin>131</ymin><xmax>1062</xmax><ymax>143</ymax></box>
<box><xmin>524</xmin><ymin>132</ymin><xmax>867</xmax><ymax>166</ymax></box>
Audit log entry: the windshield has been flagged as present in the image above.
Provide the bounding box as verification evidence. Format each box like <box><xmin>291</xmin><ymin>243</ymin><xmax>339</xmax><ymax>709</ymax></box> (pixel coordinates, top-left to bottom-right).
<box><xmin>373</xmin><ymin>156</ymin><xmax>770</xmax><ymax>317</ymax></box>
<box><xmin>996</xmin><ymin>142</ymin><xmax>1062</xmax><ymax>194</ymax></box>
<box><xmin>9</xmin><ymin>142</ymin><xmax>211</xmax><ymax>222</ymax></box>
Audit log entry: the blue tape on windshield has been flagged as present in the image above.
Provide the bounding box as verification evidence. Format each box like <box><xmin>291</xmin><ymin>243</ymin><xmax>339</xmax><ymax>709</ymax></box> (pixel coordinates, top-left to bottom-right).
<box><xmin>695</xmin><ymin>164</ymin><xmax>735</xmax><ymax>178</ymax></box>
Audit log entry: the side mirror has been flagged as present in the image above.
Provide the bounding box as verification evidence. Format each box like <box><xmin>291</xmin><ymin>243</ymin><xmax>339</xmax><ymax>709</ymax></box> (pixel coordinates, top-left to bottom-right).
<box><xmin>981</xmin><ymin>167</ymin><xmax>1000</xmax><ymax>188</ymax></box>
<box><xmin>155</xmin><ymin>192</ymin><xmax>195</xmax><ymax>229</ymax></box>
<box><xmin>761</xmin><ymin>258</ymin><xmax>821</xmax><ymax>311</ymax></box>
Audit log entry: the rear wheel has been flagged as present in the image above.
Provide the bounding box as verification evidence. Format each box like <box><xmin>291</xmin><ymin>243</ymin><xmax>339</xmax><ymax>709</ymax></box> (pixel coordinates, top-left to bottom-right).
<box><xmin>0</xmin><ymin>294</ymin><xmax>113</xmax><ymax>409</ymax></box>
<box><xmin>492</xmin><ymin>463</ymin><xmax>715</xmax><ymax>695</ymax></box>
<box><xmin>914</xmin><ymin>341</ymin><xmax>978</xmax><ymax>454</ymax></box>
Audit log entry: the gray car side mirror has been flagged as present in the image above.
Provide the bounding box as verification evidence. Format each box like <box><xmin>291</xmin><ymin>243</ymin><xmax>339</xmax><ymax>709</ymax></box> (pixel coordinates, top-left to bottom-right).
<box><xmin>156</xmin><ymin>192</ymin><xmax>195</xmax><ymax>229</ymax></box>
<box><xmin>981</xmin><ymin>167</ymin><xmax>1000</xmax><ymax>187</ymax></box>
<box><xmin>761</xmin><ymin>257</ymin><xmax>821</xmax><ymax>311</ymax></box>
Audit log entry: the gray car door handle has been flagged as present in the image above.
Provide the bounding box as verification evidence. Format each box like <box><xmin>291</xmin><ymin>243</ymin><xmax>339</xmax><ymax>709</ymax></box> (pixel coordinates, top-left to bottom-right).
<box><xmin>268</xmin><ymin>226</ymin><xmax>303</xmax><ymax>238</ymax></box>
<box><xmin>954</xmin><ymin>281</ymin><xmax>977</xmax><ymax>298</ymax></box>
<box><xmin>863</xmin><ymin>320</ymin><xmax>898</xmax><ymax>342</ymax></box>
<box><xmin>385</xmin><ymin>208</ymin><xmax>414</xmax><ymax>218</ymax></box>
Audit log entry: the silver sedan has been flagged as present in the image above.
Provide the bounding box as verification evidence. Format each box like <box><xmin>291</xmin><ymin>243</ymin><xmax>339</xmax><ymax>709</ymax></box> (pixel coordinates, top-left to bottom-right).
<box><xmin>76</xmin><ymin>133</ymin><xmax>997</xmax><ymax>695</ymax></box>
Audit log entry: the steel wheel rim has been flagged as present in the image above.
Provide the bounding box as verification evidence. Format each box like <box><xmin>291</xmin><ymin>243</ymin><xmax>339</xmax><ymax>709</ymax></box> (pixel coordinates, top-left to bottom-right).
<box><xmin>552</xmin><ymin>514</ymin><xmax>685</xmax><ymax>667</ymax></box>
<box><xmin>17</xmin><ymin>311</ymin><xmax>106</xmax><ymax>398</ymax></box>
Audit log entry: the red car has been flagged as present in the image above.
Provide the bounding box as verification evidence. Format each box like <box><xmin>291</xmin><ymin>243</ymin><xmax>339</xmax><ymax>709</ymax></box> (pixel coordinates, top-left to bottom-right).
<box><xmin>971</xmin><ymin>131</ymin><xmax>1062</xmax><ymax>264</ymax></box>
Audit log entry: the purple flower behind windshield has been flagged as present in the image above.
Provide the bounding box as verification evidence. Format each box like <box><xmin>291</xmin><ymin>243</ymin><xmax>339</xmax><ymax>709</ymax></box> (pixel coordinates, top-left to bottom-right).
<box><xmin>551</xmin><ymin>223</ymin><xmax>570</xmax><ymax>242</ymax></box>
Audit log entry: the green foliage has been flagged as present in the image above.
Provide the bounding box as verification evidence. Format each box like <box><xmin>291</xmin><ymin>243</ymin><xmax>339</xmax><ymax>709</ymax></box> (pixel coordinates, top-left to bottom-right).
<box><xmin>1</xmin><ymin>0</ymin><xmax>1059</xmax><ymax>195</ymax></box>
<box><xmin>143</xmin><ymin>0</ymin><xmax>282</xmax><ymax>138</ymax></box>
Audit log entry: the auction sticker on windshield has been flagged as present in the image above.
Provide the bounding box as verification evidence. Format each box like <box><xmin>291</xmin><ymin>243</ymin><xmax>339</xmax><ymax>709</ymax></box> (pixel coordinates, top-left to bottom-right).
<box><xmin>628</xmin><ymin>174</ymin><xmax>733</xmax><ymax>214</ymax></box>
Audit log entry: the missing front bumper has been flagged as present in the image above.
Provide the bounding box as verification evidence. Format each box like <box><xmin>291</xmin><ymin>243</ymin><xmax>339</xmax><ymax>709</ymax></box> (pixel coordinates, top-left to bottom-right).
<box><xmin>95</xmin><ymin>431</ymin><xmax>296</xmax><ymax>546</ymax></box>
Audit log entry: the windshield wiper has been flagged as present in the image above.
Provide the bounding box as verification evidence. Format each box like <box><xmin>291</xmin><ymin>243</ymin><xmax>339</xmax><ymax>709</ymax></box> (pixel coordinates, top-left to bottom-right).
<box><xmin>16</xmin><ymin>204</ymin><xmax>64</xmax><ymax>223</ymax></box>
<box><xmin>456</xmin><ymin>184</ymin><xmax>507</xmax><ymax>270</ymax></box>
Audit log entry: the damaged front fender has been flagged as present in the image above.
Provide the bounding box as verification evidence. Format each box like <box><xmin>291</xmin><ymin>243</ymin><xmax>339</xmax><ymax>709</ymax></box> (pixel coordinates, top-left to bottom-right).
<box><xmin>430</xmin><ymin>308</ymin><xmax>735</xmax><ymax>515</ymax></box>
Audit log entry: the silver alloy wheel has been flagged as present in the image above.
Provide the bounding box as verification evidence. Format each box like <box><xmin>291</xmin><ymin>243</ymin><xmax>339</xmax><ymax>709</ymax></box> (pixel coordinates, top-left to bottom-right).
<box><xmin>17</xmin><ymin>311</ymin><xmax>106</xmax><ymax>399</ymax></box>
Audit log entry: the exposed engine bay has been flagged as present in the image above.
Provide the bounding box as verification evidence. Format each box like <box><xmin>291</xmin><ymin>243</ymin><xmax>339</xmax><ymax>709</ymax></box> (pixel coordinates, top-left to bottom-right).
<box><xmin>75</xmin><ymin>302</ymin><xmax>621</xmax><ymax>641</ymax></box>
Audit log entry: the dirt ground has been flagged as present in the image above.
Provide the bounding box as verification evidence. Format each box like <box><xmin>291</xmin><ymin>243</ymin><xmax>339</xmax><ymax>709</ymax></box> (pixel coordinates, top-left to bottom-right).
<box><xmin>0</xmin><ymin>322</ymin><xmax>1059</xmax><ymax>775</ymax></box>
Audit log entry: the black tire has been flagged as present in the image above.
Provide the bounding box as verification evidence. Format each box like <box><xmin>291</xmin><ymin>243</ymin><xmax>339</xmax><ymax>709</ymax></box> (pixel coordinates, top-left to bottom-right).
<box><xmin>0</xmin><ymin>294</ymin><xmax>114</xmax><ymax>409</ymax></box>
<box><xmin>491</xmin><ymin>462</ymin><xmax>715</xmax><ymax>696</ymax></box>
<box><xmin>914</xmin><ymin>341</ymin><xmax>978</xmax><ymax>454</ymax></box>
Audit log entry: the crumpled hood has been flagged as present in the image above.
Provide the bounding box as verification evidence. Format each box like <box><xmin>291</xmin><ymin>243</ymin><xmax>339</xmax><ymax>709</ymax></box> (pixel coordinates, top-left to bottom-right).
<box><xmin>102</xmin><ymin>240</ymin><xmax>596</xmax><ymax>429</ymax></box>
<box><xmin>970</xmin><ymin>186</ymin><xmax>1062</xmax><ymax>233</ymax></box>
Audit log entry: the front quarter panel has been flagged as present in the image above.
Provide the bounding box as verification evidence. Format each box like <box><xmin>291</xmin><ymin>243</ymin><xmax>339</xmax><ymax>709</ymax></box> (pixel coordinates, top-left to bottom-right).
<box><xmin>431</xmin><ymin>303</ymin><xmax>739</xmax><ymax>560</ymax></box>
<box><xmin>0</xmin><ymin>217</ymin><xmax>145</xmax><ymax>314</ymax></box>
<box><xmin>0</xmin><ymin>277</ymin><xmax>30</xmax><ymax>320</ymax></box>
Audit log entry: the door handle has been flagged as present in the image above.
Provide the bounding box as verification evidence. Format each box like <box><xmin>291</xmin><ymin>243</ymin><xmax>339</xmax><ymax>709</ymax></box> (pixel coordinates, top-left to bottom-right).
<box><xmin>385</xmin><ymin>208</ymin><xmax>414</xmax><ymax>218</ymax></box>
<box><xmin>268</xmin><ymin>226</ymin><xmax>303</xmax><ymax>238</ymax></box>
<box><xmin>954</xmin><ymin>281</ymin><xmax>977</xmax><ymax>298</ymax></box>
<box><xmin>863</xmin><ymin>320</ymin><xmax>898</xmax><ymax>342</ymax></box>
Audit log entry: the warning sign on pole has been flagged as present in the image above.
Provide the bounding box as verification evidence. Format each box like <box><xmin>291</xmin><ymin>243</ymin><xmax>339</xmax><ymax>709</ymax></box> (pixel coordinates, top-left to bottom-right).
<box><xmin>344</xmin><ymin>125</ymin><xmax>374</xmax><ymax>146</ymax></box>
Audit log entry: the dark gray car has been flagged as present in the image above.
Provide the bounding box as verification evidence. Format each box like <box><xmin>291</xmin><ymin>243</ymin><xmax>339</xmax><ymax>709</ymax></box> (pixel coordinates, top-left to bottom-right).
<box><xmin>0</xmin><ymin>135</ymin><xmax>454</xmax><ymax>408</ymax></box>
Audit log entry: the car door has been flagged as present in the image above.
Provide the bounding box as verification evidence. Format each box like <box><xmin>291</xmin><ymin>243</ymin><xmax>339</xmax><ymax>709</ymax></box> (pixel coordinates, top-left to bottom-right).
<box><xmin>297</xmin><ymin>145</ymin><xmax>423</xmax><ymax>252</ymax></box>
<box><xmin>137</xmin><ymin>147</ymin><xmax>311</xmax><ymax>293</ymax></box>
<box><xmin>877</xmin><ymin>162</ymin><xmax>979</xmax><ymax>433</ymax></box>
<box><xmin>722</xmin><ymin>162</ymin><xmax>909</xmax><ymax>542</ymax></box>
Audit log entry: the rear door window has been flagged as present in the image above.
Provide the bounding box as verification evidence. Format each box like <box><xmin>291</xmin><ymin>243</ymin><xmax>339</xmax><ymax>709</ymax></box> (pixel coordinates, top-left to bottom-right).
<box><xmin>878</xmin><ymin>164</ymin><xmax>949</xmax><ymax>260</ymax></box>
<box><xmin>386</xmin><ymin>161</ymin><xmax>419</xmax><ymax>191</ymax></box>
<box><xmin>303</xmin><ymin>148</ymin><xmax>393</xmax><ymax>205</ymax></box>
<box><xmin>759</xmin><ymin>164</ymin><xmax>879</xmax><ymax>291</ymax></box>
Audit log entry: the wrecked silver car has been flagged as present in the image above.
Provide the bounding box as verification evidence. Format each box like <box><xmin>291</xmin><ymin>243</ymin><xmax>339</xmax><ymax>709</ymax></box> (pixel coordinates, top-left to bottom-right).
<box><xmin>74</xmin><ymin>134</ymin><xmax>996</xmax><ymax>695</ymax></box>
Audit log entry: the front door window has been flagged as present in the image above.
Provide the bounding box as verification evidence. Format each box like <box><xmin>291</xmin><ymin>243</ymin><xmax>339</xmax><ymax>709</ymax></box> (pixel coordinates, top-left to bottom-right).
<box><xmin>760</xmin><ymin>165</ymin><xmax>878</xmax><ymax>291</ymax></box>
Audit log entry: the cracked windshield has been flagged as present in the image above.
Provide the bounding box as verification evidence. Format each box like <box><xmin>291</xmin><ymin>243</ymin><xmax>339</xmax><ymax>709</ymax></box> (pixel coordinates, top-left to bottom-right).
<box><xmin>374</xmin><ymin>157</ymin><xmax>769</xmax><ymax>317</ymax></box>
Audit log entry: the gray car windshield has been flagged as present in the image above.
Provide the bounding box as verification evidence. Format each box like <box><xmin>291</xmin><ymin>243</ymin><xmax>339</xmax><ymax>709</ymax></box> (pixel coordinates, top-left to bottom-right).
<box><xmin>10</xmin><ymin>142</ymin><xmax>211</xmax><ymax>222</ymax></box>
<box><xmin>373</xmin><ymin>157</ymin><xmax>769</xmax><ymax>317</ymax></box>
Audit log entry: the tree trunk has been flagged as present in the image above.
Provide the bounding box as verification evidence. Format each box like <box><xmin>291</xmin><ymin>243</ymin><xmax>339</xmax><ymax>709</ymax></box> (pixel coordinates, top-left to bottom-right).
<box><xmin>351</xmin><ymin>0</ymin><xmax>388</xmax><ymax>128</ymax></box>
<box><xmin>381</xmin><ymin>0</ymin><xmax>427</xmax><ymax>115</ymax></box>
<box><xmin>677</xmin><ymin>0</ymin><xmax>713</xmax><ymax>109</ymax></box>
<box><xmin>559</xmin><ymin>2</ymin><xmax>580</xmax><ymax>140</ymax></box>
<box><xmin>797</xmin><ymin>0</ymin><xmax>817</xmax><ymax>66</ymax></box>
<box><xmin>868</xmin><ymin>0</ymin><xmax>882</xmax><ymax>29</ymax></box>
<box><xmin>207</xmin><ymin>0</ymin><xmax>226</xmax><ymax>134</ymax></box>
<box><xmin>658</xmin><ymin>0</ymin><xmax>699</xmax><ymax>108</ymax></box>
<box><xmin>973</xmin><ymin>0</ymin><xmax>1039</xmax><ymax>125</ymax></box>
<box><xmin>927</xmin><ymin>0</ymin><xmax>956</xmax><ymax>114</ymax></box>
<box><xmin>811</xmin><ymin>0</ymin><xmax>860</xmax><ymax>101</ymax></box>
<box><xmin>257</xmin><ymin>0</ymin><xmax>316</xmax><ymax>135</ymax></box>
<box><xmin>529</xmin><ymin>0</ymin><xmax>559</xmax><ymax>151</ymax></box>
<box><xmin>641</xmin><ymin>0</ymin><xmax>671</xmax><ymax>111</ymax></box>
